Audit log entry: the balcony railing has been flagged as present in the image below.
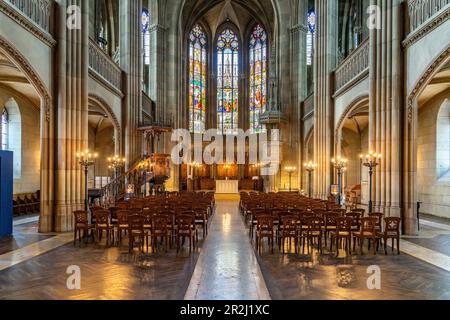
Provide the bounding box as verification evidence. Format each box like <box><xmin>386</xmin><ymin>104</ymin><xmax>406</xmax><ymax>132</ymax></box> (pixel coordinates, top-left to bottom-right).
<box><xmin>89</xmin><ymin>38</ymin><xmax>122</xmax><ymax>93</ymax></box>
<box><xmin>334</xmin><ymin>40</ymin><xmax>369</xmax><ymax>94</ymax></box>
<box><xmin>408</xmin><ymin>0</ymin><xmax>450</xmax><ymax>33</ymax></box>
<box><xmin>5</xmin><ymin>0</ymin><xmax>53</xmax><ymax>33</ymax></box>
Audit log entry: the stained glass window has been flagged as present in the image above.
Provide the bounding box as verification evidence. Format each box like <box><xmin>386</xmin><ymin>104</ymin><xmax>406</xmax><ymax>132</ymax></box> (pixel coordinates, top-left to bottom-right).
<box><xmin>142</xmin><ymin>8</ymin><xmax>150</xmax><ymax>66</ymax></box>
<box><xmin>306</xmin><ymin>9</ymin><xmax>316</xmax><ymax>66</ymax></box>
<box><xmin>249</xmin><ymin>24</ymin><xmax>268</xmax><ymax>134</ymax></box>
<box><xmin>217</xmin><ymin>28</ymin><xmax>239</xmax><ymax>135</ymax></box>
<box><xmin>1</xmin><ymin>108</ymin><xmax>8</xmax><ymax>150</ymax></box>
<box><xmin>189</xmin><ymin>24</ymin><xmax>207</xmax><ymax>134</ymax></box>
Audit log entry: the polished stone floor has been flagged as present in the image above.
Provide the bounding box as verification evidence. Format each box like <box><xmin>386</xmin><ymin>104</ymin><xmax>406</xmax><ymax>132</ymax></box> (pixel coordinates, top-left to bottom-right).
<box><xmin>0</xmin><ymin>216</ymin><xmax>53</xmax><ymax>256</ymax></box>
<box><xmin>0</xmin><ymin>201</ymin><xmax>449</xmax><ymax>300</ymax></box>
<box><xmin>185</xmin><ymin>199</ymin><xmax>270</xmax><ymax>300</ymax></box>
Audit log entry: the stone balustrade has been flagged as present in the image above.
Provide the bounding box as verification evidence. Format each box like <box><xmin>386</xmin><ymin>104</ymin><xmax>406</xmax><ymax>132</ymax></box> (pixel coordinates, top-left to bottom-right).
<box><xmin>89</xmin><ymin>38</ymin><xmax>122</xmax><ymax>93</ymax></box>
<box><xmin>334</xmin><ymin>40</ymin><xmax>369</xmax><ymax>94</ymax></box>
<box><xmin>5</xmin><ymin>0</ymin><xmax>53</xmax><ymax>33</ymax></box>
<box><xmin>303</xmin><ymin>93</ymin><xmax>314</xmax><ymax>116</ymax></box>
<box><xmin>408</xmin><ymin>0</ymin><xmax>450</xmax><ymax>32</ymax></box>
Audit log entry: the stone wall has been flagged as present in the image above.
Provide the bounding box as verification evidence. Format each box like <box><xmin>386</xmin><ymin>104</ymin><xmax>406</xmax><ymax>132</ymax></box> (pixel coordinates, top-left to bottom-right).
<box><xmin>418</xmin><ymin>93</ymin><xmax>450</xmax><ymax>218</ymax></box>
<box><xmin>0</xmin><ymin>90</ymin><xmax>40</xmax><ymax>195</ymax></box>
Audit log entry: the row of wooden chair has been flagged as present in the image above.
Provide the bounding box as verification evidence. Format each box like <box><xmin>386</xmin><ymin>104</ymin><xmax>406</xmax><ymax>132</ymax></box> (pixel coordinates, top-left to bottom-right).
<box><xmin>13</xmin><ymin>193</ymin><xmax>40</xmax><ymax>216</ymax></box>
<box><xmin>74</xmin><ymin>194</ymin><xmax>215</xmax><ymax>254</ymax></box>
<box><xmin>240</xmin><ymin>192</ymin><xmax>401</xmax><ymax>255</ymax></box>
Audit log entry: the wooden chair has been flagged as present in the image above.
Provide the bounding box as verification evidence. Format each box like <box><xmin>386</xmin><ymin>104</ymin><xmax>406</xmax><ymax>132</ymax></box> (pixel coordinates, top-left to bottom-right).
<box><xmin>73</xmin><ymin>211</ymin><xmax>94</xmax><ymax>246</ymax></box>
<box><xmin>302</xmin><ymin>216</ymin><xmax>324</xmax><ymax>254</ymax></box>
<box><xmin>330</xmin><ymin>217</ymin><xmax>353</xmax><ymax>255</ymax></box>
<box><xmin>369</xmin><ymin>212</ymin><xmax>384</xmax><ymax>232</ymax></box>
<box><xmin>278</xmin><ymin>215</ymin><xmax>299</xmax><ymax>253</ymax></box>
<box><xmin>323</xmin><ymin>212</ymin><xmax>339</xmax><ymax>246</ymax></box>
<box><xmin>109</xmin><ymin>207</ymin><xmax>120</xmax><ymax>226</ymax></box>
<box><xmin>151</xmin><ymin>215</ymin><xmax>171</xmax><ymax>253</ymax></box>
<box><xmin>346</xmin><ymin>212</ymin><xmax>362</xmax><ymax>232</ymax></box>
<box><xmin>94</xmin><ymin>210</ymin><xmax>114</xmax><ymax>246</ymax></box>
<box><xmin>256</xmin><ymin>215</ymin><xmax>275</xmax><ymax>254</ymax></box>
<box><xmin>128</xmin><ymin>214</ymin><xmax>145</xmax><ymax>253</ymax></box>
<box><xmin>378</xmin><ymin>217</ymin><xmax>401</xmax><ymax>255</ymax></box>
<box><xmin>353</xmin><ymin>217</ymin><xmax>379</xmax><ymax>255</ymax></box>
<box><xmin>193</xmin><ymin>206</ymin><xmax>208</xmax><ymax>239</ymax></box>
<box><xmin>351</xmin><ymin>208</ymin><xmax>365</xmax><ymax>217</ymax></box>
<box><xmin>176</xmin><ymin>214</ymin><xmax>196</xmax><ymax>253</ymax></box>
<box><xmin>116</xmin><ymin>210</ymin><xmax>130</xmax><ymax>244</ymax></box>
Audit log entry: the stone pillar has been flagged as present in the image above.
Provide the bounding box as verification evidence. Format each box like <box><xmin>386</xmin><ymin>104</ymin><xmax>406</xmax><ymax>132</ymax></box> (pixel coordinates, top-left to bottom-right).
<box><xmin>314</xmin><ymin>0</ymin><xmax>338</xmax><ymax>199</ymax></box>
<box><xmin>291</xmin><ymin>0</ymin><xmax>308</xmax><ymax>189</ymax></box>
<box><xmin>120</xmin><ymin>0</ymin><xmax>143</xmax><ymax>167</ymax></box>
<box><xmin>368</xmin><ymin>0</ymin><xmax>404</xmax><ymax>223</ymax></box>
<box><xmin>39</xmin><ymin>95</ymin><xmax>55</xmax><ymax>233</ymax></box>
<box><xmin>53</xmin><ymin>0</ymin><xmax>89</xmax><ymax>232</ymax></box>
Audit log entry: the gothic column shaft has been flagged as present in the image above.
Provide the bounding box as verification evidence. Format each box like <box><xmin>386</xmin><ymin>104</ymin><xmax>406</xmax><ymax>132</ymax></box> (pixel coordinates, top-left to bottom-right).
<box><xmin>314</xmin><ymin>0</ymin><xmax>337</xmax><ymax>199</ymax></box>
<box><xmin>120</xmin><ymin>0</ymin><xmax>143</xmax><ymax>166</ymax></box>
<box><xmin>53</xmin><ymin>0</ymin><xmax>89</xmax><ymax>232</ymax></box>
<box><xmin>369</xmin><ymin>0</ymin><xmax>403</xmax><ymax>222</ymax></box>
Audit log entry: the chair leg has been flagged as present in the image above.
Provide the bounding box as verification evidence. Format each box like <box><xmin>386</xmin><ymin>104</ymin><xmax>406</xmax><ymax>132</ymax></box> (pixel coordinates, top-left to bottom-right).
<box><xmin>397</xmin><ymin>237</ymin><xmax>400</xmax><ymax>255</ymax></box>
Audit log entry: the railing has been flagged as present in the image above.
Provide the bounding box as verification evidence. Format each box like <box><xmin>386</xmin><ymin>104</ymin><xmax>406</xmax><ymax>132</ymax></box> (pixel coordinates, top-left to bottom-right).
<box><xmin>408</xmin><ymin>0</ymin><xmax>450</xmax><ymax>33</ymax></box>
<box><xmin>4</xmin><ymin>0</ymin><xmax>53</xmax><ymax>33</ymax></box>
<box><xmin>99</xmin><ymin>154</ymin><xmax>171</xmax><ymax>206</ymax></box>
<box><xmin>334</xmin><ymin>39</ymin><xmax>369</xmax><ymax>93</ymax></box>
<box><xmin>303</xmin><ymin>93</ymin><xmax>314</xmax><ymax>117</ymax></box>
<box><xmin>88</xmin><ymin>38</ymin><xmax>122</xmax><ymax>93</ymax></box>
<box><xmin>142</xmin><ymin>91</ymin><xmax>154</xmax><ymax>118</ymax></box>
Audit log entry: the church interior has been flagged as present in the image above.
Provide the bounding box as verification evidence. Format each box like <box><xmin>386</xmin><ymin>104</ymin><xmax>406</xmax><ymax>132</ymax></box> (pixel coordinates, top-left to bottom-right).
<box><xmin>1</xmin><ymin>0</ymin><xmax>450</xmax><ymax>301</ymax></box>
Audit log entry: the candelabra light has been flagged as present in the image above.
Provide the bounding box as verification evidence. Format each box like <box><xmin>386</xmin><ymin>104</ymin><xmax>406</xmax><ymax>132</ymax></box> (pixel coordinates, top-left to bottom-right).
<box><xmin>138</xmin><ymin>159</ymin><xmax>154</xmax><ymax>197</ymax></box>
<box><xmin>284</xmin><ymin>166</ymin><xmax>297</xmax><ymax>192</ymax></box>
<box><xmin>304</xmin><ymin>161</ymin><xmax>317</xmax><ymax>198</ymax></box>
<box><xmin>189</xmin><ymin>161</ymin><xmax>203</xmax><ymax>191</ymax></box>
<box><xmin>108</xmin><ymin>155</ymin><xmax>126</xmax><ymax>202</ymax></box>
<box><xmin>76</xmin><ymin>150</ymin><xmax>98</xmax><ymax>212</ymax></box>
<box><xmin>331</xmin><ymin>156</ymin><xmax>348</xmax><ymax>205</ymax></box>
<box><xmin>360</xmin><ymin>151</ymin><xmax>382</xmax><ymax>213</ymax></box>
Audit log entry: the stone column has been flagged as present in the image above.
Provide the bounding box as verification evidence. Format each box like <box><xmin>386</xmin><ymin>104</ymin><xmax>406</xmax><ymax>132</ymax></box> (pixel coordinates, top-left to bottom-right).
<box><xmin>120</xmin><ymin>0</ymin><xmax>143</xmax><ymax>167</ymax></box>
<box><xmin>291</xmin><ymin>0</ymin><xmax>308</xmax><ymax>189</ymax></box>
<box><xmin>368</xmin><ymin>0</ymin><xmax>404</xmax><ymax>223</ymax></box>
<box><xmin>53</xmin><ymin>0</ymin><xmax>89</xmax><ymax>232</ymax></box>
<box><xmin>39</xmin><ymin>95</ymin><xmax>55</xmax><ymax>233</ymax></box>
<box><xmin>314</xmin><ymin>0</ymin><xmax>338</xmax><ymax>199</ymax></box>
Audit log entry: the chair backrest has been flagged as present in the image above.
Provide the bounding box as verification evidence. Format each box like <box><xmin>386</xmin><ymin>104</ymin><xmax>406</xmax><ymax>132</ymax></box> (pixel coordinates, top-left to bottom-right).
<box><xmin>73</xmin><ymin>211</ymin><xmax>88</xmax><ymax>224</ymax></box>
<box><xmin>94</xmin><ymin>210</ymin><xmax>110</xmax><ymax>225</ymax></box>
<box><xmin>128</xmin><ymin>214</ymin><xmax>144</xmax><ymax>231</ymax></box>
<box><xmin>333</xmin><ymin>209</ymin><xmax>347</xmax><ymax>216</ymax></box>
<box><xmin>109</xmin><ymin>207</ymin><xmax>120</xmax><ymax>219</ymax></box>
<box><xmin>281</xmin><ymin>215</ymin><xmax>298</xmax><ymax>231</ymax></box>
<box><xmin>384</xmin><ymin>217</ymin><xmax>401</xmax><ymax>234</ymax></box>
<box><xmin>324</xmin><ymin>212</ymin><xmax>339</xmax><ymax>227</ymax></box>
<box><xmin>142</xmin><ymin>208</ymin><xmax>153</xmax><ymax>224</ymax></box>
<box><xmin>336</xmin><ymin>217</ymin><xmax>353</xmax><ymax>232</ymax></box>
<box><xmin>257</xmin><ymin>215</ymin><xmax>274</xmax><ymax>231</ymax></box>
<box><xmin>306</xmin><ymin>216</ymin><xmax>324</xmax><ymax>232</ymax></box>
<box><xmin>176</xmin><ymin>214</ymin><xmax>194</xmax><ymax>231</ymax></box>
<box><xmin>346</xmin><ymin>212</ymin><xmax>362</xmax><ymax>225</ymax></box>
<box><xmin>117</xmin><ymin>210</ymin><xmax>130</xmax><ymax>224</ymax></box>
<box><xmin>352</xmin><ymin>208</ymin><xmax>366</xmax><ymax>216</ymax></box>
<box><xmin>152</xmin><ymin>215</ymin><xmax>169</xmax><ymax>231</ymax></box>
<box><xmin>369</xmin><ymin>213</ymin><xmax>383</xmax><ymax>227</ymax></box>
<box><xmin>360</xmin><ymin>217</ymin><xmax>377</xmax><ymax>233</ymax></box>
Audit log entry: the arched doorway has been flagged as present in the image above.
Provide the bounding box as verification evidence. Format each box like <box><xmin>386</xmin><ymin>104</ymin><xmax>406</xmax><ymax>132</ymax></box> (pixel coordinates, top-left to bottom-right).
<box><xmin>87</xmin><ymin>95</ymin><xmax>121</xmax><ymax>194</ymax></box>
<box><xmin>416</xmin><ymin>60</ymin><xmax>450</xmax><ymax>225</ymax></box>
<box><xmin>0</xmin><ymin>36</ymin><xmax>54</xmax><ymax>233</ymax></box>
<box><xmin>335</xmin><ymin>97</ymin><xmax>369</xmax><ymax>208</ymax></box>
<box><xmin>406</xmin><ymin>46</ymin><xmax>450</xmax><ymax>234</ymax></box>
